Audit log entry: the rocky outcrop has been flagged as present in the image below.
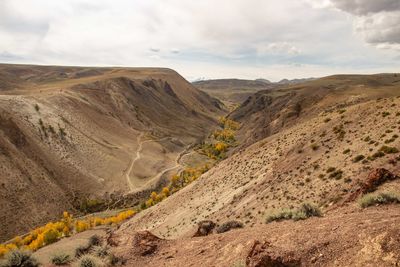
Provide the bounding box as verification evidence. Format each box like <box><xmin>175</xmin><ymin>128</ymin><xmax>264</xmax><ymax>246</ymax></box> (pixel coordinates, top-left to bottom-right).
<box><xmin>361</xmin><ymin>168</ymin><xmax>399</xmax><ymax>193</ymax></box>
<box><xmin>193</xmin><ymin>220</ymin><xmax>216</xmax><ymax>237</ymax></box>
<box><xmin>246</xmin><ymin>241</ymin><xmax>301</xmax><ymax>267</ymax></box>
<box><xmin>347</xmin><ymin>168</ymin><xmax>399</xmax><ymax>202</ymax></box>
<box><xmin>132</xmin><ymin>231</ymin><xmax>162</xmax><ymax>256</ymax></box>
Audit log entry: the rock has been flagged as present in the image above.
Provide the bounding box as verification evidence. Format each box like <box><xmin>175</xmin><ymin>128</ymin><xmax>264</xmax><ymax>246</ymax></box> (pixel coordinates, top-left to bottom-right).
<box><xmin>347</xmin><ymin>168</ymin><xmax>399</xmax><ymax>202</ymax></box>
<box><xmin>132</xmin><ymin>231</ymin><xmax>162</xmax><ymax>256</ymax></box>
<box><xmin>193</xmin><ymin>220</ymin><xmax>216</xmax><ymax>237</ymax></box>
<box><xmin>246</xmin><ymin>241</ymin><xmax>301</xmax><ymax>267</ymax></box>
<box><xmin>361</xmin><ymin>168</ymin><xmax>399</xmax><ymax>193</ymax></box>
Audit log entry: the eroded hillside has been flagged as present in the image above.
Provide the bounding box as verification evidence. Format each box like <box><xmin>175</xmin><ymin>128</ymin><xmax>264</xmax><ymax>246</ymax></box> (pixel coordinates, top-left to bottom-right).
<box><xmin>107</xmin><ymin>74</ymin><xmax>400</xmax><ymax>266</ymax></box>
<box><xmin>230</xmin><ymin>74</ymin><xmax>400</xmax><ymax>147</ymax></box>
<box><xmin>0</xmin><ymin>64</ymin><xmax>224</xmax><ymax>241</ymax></box>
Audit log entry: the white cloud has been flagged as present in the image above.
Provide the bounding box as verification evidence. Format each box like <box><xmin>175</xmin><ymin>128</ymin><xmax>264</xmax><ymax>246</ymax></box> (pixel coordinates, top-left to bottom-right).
<box><xmin>256</xmin><ymin>42</ymin><xmax>301</xmax><ymax>56</ymax></box>
<box><xmin>0</xmin><ymin>0</ymin><xmax>398</xmax><ymax>79</ymax></box>
<box><xmin>306</xmin><ymin>0</ymin><xmax>400</xmax><ymax>52</ymax></box>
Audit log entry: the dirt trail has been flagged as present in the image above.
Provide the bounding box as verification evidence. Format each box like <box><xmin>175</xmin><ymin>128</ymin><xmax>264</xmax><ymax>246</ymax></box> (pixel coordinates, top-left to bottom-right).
<box><xmin>134</xmin><ymin>146</ymin><xmax>193</xmax><ymax>191</ymax></box>
<box><xmin>125</xmin><ymin>133</ymin><xmax>150</xmax><ymax>191</ymax></box>
<box><xmin>125</xmin><ymin>133</ymin><xmax>189</xmax><ymax>192</ymax></box>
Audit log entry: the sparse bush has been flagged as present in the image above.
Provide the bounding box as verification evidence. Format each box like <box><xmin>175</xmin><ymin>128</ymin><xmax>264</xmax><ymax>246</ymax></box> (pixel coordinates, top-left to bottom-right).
<box><xmin>370</xmin><ymin>151</ymin><xmax>385</xmax><ymax>160</ymax></box>
<box><xmin>0</xmin><ymin>249</ymin><xmax>40</xmax><ymax>267</ymax></box>
<box><xmin>329</xmin><ymin>170</ymin><xmax>343</xmax><ymax>180</ymax></box>
<box><xmin>43</xmin><ymin>228</ymin><xmax>60</xmax><ymax>245</ymax></box>
<box><xmin>73</xmin><ymin>254</ymin><xmax>105</xmax><ymax>267</ymax></box>
<box><xmin>343</xmin><ymin>149</ymin><xmax>350</xmax><ymax>154</ymax></box>
<box><xmin>88</xmin><ymin>235</ymin><xmax>101</xmax><ymax>247</ymax></box>
<box><xmin>311</xmin><ymin>144</ymin><xmax>319</xmax><ymax>151</ymax></box>
<box><xmin>353</xmin><ymin>155</ymin><xmax>365</xmax><ymax>163</ymax></box>
<box><xmin>326</xmin><ymin>167</ymin><xmax>336</xmax><ymax>173</ymax></box>
<box><xmin>266</xmin><ymin>203</ymin><xmax>321</xmax><ymax>223</ymax></box>
<box><xmin>359</xmin><ymin>192</ymin><xmax>400</xmax><ymax>208</ymax></box>
<box><xmin>379</xmin><ymin>146</ymin><xmax>399</xmax><ymax>154</ymax></box>
<box><xmin>92</xmin><ymin>246</ymin><xmax>108</xmax><ymax>258</ymax></box>
<box><xmin>333</xmin><ymin>124</ymin><xmax>345</xmax><ymax>140</ymax></box>
<box><xmin>265</xmin><ymin>209</ymin><xmax>293</xmax><ymax>223</ymax></box>
<box><xmin>51</xmin><ymin>253</ymin><xmax>71</xmax><ymax>265</ymax></box>
<box><xmin>34</xmin><ymin>104</ymin><xmax>40</xmax><ymax>112</ymax></box>
<box><xmin>75</xmin><ymin>245</ymin><xmax>90</xmax><ymax>258</ymax></box>
<box><xmin>216</xmin><ymin>221</ymin><xmax>243</xmax><ymax>233</ymax></box>
<box><xmin>108</xmin><ymin>254</ymin><xmax>125</xmax><ymax>266</ymax></box>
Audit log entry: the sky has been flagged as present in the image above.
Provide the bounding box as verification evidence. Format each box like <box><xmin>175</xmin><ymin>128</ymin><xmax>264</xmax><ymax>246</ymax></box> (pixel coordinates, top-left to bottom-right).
<box><xmin>0</xmin><ymin>0</ymin><xmax>399</xmax><ymax>81</ymax></box>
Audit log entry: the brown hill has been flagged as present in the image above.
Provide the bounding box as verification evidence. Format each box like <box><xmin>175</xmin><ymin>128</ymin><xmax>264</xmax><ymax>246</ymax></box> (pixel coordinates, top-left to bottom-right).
<box><xmin>230</xmin><ymin>74</ymin><xmax>400</xmax><ymax>147</ymax></box>
<box><xmin>106</xmin><ymin>74</ymin><xmax>400</xmax><ymax>266</ymax></box>
<box><xmin>193</xmin><ymin>78</ymin><xmax>274</xmax><ymax>109</ymax></box>
<box><xmin>0</xmin><ymin>64</ymin><xmax>224</xmax><ymax>241</ymax></box>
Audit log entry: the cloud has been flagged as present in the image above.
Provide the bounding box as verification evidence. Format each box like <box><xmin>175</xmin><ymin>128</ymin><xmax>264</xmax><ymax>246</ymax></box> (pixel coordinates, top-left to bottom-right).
<box><xmin>309</xmin><ymin>0</ymin><xmax>400</xmax><ymax>51</ymax></box>
<box><xmin>256</xmin><ymin>42</ymin><xmax>301</xmax><ymax>56</ymax></box>
<box><xmin>330</xmin><ymin>0</ymin><xmax>400</xmax><ymax>15</ymax></box>
<box><xmin>0</xmin><ymin>0</ymin><xmax>397</xmax><ymax>79</ymax></box>
<box><xmin>150</xmin><ymin>47</ymin><xmax>160</xmax><ymax>52</ymax></box>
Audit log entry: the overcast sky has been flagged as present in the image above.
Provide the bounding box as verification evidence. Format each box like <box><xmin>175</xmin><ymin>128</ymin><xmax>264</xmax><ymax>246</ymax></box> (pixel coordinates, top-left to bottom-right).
<box><xmin>0</xmin><ymin>0</ymin><xmax>399</xmax><ymax>81</ymax></box>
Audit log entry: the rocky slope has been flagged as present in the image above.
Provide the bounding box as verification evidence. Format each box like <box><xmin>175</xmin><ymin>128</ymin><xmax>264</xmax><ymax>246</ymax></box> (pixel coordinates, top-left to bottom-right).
<box><xmin>0</xmin><ymin>64</ymin><xmax>224</xmax><ymax>241</ymax></box>
<box><xmin>108</xmin><ymin>74</ymin><xmax>400</xmax><ymax>266</ymax></box>
<box><xmin>230</xmin><ymin>74</ymin><xmax>400</xmax><ymax>147</ymax></box>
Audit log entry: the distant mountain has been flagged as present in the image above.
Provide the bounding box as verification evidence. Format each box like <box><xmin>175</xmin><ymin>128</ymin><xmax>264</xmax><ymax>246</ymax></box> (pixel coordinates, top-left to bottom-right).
<box><xmin>255</xmin><ymin>78</ymin><xmax>272</xmax><ymax>84</ymax></box>
<box><xmin>193</xmin><ymin>78</ymin><xmax>274</xmax><ymax>108</ymax></box>
<box><xmin>277</xmin><ymin>77</ymin><xmax>316</xmax><ymax>85</ymax></box>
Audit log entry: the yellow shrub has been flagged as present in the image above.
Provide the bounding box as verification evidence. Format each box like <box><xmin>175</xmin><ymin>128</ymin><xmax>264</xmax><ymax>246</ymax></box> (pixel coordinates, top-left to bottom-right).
<box><xmin>215</xmin><ymin>142</ymin><xmax>227</xmax><ymax>152</ymax></box>
<box><xmin>162</xmin><ymin>187</ymin><xmax>170</xmax><ymax>197</ymax></box>
<box><xmin>22</xmin><ymin>235</ymin><xmax>33</xmax><ymax>246</ymax></box>
<box><xmin>150</xmin><ymin>192</ymin><xmax>158</xmax><ymax>201</ymax></box>
<box><xmin>0</xmin><ymin>245</ymin><xmax>8</xmax><ymax>257</ymax></box>
<box><xmin>146</xmin><ymin>198</ymin><xmax>154</xmax><ymax>208</ymax></box>
<box><xmin>75</xmin><ymin>221</ymin><xmax>90</xmax><ymax>233</ymax></box>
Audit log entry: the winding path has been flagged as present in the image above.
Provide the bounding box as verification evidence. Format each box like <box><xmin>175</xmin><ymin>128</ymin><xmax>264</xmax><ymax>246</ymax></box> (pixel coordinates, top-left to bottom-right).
<box><xmin>125</xmin><ymin>133</ymin><xmax>190</xmax><ymax>192</ymax></box>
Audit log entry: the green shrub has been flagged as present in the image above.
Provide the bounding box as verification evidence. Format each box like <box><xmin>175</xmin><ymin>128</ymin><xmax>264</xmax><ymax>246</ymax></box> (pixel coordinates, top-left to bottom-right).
<box><xmin>353</xmin><ymin>155</ymin><xmax>365</xmax><ymax>163</ymax></box>
<box><xmin>75</xmin><ymin>245</ymin><xmax>90</xmax><ymax>258</ymax></box>
<box><xmin>370</xmin><ymin>151</ymin><xmax>385</xmax><ymax>160</ymax></box>
<box><xmin>265</xmin><ymin>209</ymin><xmax>293</xmax><ymax>223</ymax></box>
<box><xmin>0</xmin><ymin>249</ymin><xmax>40</xmax><ymax>267</ymax></box>
<box><xmin>379</xmin><ymin>146</ymin><xmax>399</xmax><ymax>154</ymax></box>
<box><xmin>343</xmin><ymin>149</ymin><xmax>350</xmax><ymax>154</ymax></box>
<box><xmin>43</xmin><ymin>228</ymin><xmax>59</xmax><ymax>245</ymax></box>
<box><xmin>326</xmin><ymin>167</ymin><xmax>336</xmax><ymax>173</ymax></box>
<box><xmin>329</xmin><ymin>170</ymin><xmax>343</xmax><ymax>180</ymax></box>
<box><xmin>88</xmin><ymin>235</ymin><xmax>101</xmax><ymax>247</ymax></box>
<box><xmin>266</xmin><ymin>203</ymin><xmax>321</xmax><ymax>223</ymax></box>
<box><xmin>359</xmin><ymin>192</ymin><xmax>400</xmax><ymax>208</ymax></box>
<box><xmin>92</xmin><ymin>246</ymin><xmax>108</xmax><ymax>258</ymax></box>
<box><xmin>216</xmin><ymin>221</ymin><xmax>243</xmax><ymax>233</ymax></box>
<box><xmin>73</xmin><ymin>255</ymin><xmax>105</xmax><ymax>267</ymax></box>
<box><xmin>311</xmin><ymin>144</ymin><xmax>319</xmax><ymax>151</ymax></box>
<box><xmin>34</xmin><ymin>104</ymin><xmax>40</xmax><ymax>112</ymax></box>
<box><xmin>51</xmin><ymin>253</ymin><xmax>71</xmax><ymax>265</ymax></box>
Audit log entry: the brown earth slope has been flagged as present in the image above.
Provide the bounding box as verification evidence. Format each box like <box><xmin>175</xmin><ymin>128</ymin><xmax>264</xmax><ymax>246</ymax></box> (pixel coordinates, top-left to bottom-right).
<box><xmin>230</xmin><ymin>74</ymin><xmax>400</xmax><ymax>148</ymax></box>
<box><xmin>111</xmin><ymin>205</ymin><xmax>400</xmax><ymax>267</ymax></box>
<box><xmin>0</xmin><ymin>64</ymin><xmax>224</xmax><ymax>241</ymax></box>
<box><xmin>109</xmin><ymin>74</ymin><xmax>400</xmax><ymax>266</ymax></box>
